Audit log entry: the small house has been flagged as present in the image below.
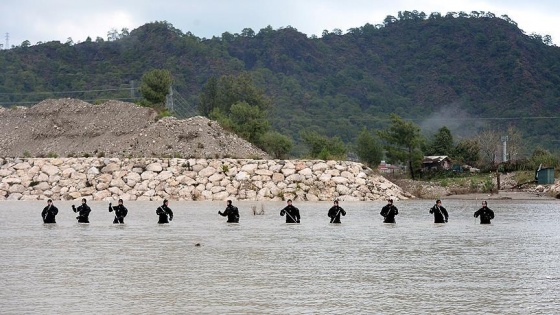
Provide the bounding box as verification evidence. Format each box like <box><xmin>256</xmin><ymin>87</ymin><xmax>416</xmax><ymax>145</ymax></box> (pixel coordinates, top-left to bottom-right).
<box><xmin>378</xmin><ymin>160</ymin><xmax>401</xmax><ymax>174</ymax></box>
<box><xmin>422</xmin><ymin>156</ymin><xmax>452</xmax><ymax>171</ymax></box>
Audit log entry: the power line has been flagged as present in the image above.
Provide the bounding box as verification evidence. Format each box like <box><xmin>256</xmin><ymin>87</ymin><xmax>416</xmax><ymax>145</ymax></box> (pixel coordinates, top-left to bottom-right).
<box><xmin>0</xmin><ymin>87</ymin><xmax>134</xmax><ymax>96</ymax></box>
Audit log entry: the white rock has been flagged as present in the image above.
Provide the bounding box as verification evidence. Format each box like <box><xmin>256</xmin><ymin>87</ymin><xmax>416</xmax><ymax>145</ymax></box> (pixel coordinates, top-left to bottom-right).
<box><xmin>146</xmin><ymin>163</ymin><xmax>163</xmax><ymax>172</ymax></box>
<box><xmin>331</xmin><ymin>177</ymin><xmax>349</xmax><ymax>184</ymax></box>
<box><xmin>272</xmin><ymin>173</ymin><xmax>285</xmax><ymax>183</ymax></box>
<box><xmin>235</xmin><ymin>171</ymin><xmax>249</xmax><ymax>181</ymax></box>
<box><xmin>8</xmin><ymin>184</ymin><xmax>25</xmax><ymax>193</ymax></box>
<box><xmin>213</xmin><ymin>191</ymin><xmax>229</xmax><ymax>200</ymax></box>
<box><xmin>298</xmin><ymin>168</ymin><xmax>313</xmax><ymax>176</ymax></box>
<box><xmin>199</xmin><ymin>166</ymin><xmax>217</xmax><ymax>177</ymax></box>
<box><xmin>0</xmin><ymin>169</ymin><xmax>13</xmax><ymax>177</ymax></box>
<box><xmin>7</xmin><ymin>193</ymin><xmax>23</xmax><ymax>200</ymax></box>
<box><xmin>336</xmin><ymin>184</ymin><xmax>351</xmax><ymax>195</ymax></box>
<box><xmin>13</xmin><ymin>162</ymin><xmax>31</xmax><ymax>170</ymax></box>
<box><xmin>21</xmin><ymin>195</ymin><xmax>39</xmax><ymax>200</ymax></box>
<box><xmin>281</xmin><ymin>168</ymin><xmax>296</xmax><ymax>176</ymax></box>
<box><xmin>34</xmin><ymin>182</ymin><xmax>51</xmax><ymax>191</ymax></box>
<box><xmin>41</xmin><ymin>164</ymin><xmax>59</xmax><ymax>176</ymax></box>
<box><xmin>102</xmin><ymin>163</ymin><xmax>120</xmax><ymax>173</ymax></box>
<box><xmin>208</xmin><ymin>173</ymin><xmax>225</xmax><ymax>182</ymax></box>
<box><xmin>156</xmin><ymin>171</ymin><xmax>174</xmax><ymax>181</ymax></box>
<box><xmin>141</xmin><ymin>171</ymin><xmax>157</xmax><ymax>181</ymax></box>
<box><xmin>312</xmin><ymin>162</ymin><xmax>329</xmax><ymax>171</ymax></box>
<box><xmin>255</xmin><ymin>169</ymin><xmax>273</xmax><ymax>176</ymax></box>
<box><xmin>2</xmin><ymin>177</ymin><xmax>21</xmax><ymax>184</ymax></box>
<box><xmin>93</xmin><ymin>190</ymin><xmax>111</xmax><ymax>201</ymax></box>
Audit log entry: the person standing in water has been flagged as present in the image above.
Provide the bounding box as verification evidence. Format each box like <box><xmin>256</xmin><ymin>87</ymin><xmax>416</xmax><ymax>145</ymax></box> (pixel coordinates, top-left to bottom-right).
<box><xmin>156</xmin><ymin>199</ymin><xmax>174</xmax><ymax>224</ymax></box>
<box><xmin>474</xmin><ymin>201</ymin><xmax>495</xmax><ymax>224</ymax></box>
<box><xmin>109</xmin><ymin>199</ymin><xmax>128</xmax><ymax>224</ymax></box>
<box><xmin>429</xmin><ymin>199</ymin><xmax>449</xmax><ymax>223</ymax></box>
<box><xmin>218</xmin><ymin>200</ymin><xmax>239</xmax><ymax>223</ymax></box>
<box><xmin>41</xmin><ymin>199</ymin><xmax>59</xmax><ymax>224</ymax></box>
<box><xmin>380</xmin><ymin>199</ymin><xmax>399</xmax><ymax>223</ymax></box>
<box><xmin>328</xmin><ymin>200</ymin><xmax>346</xmax><ymax>223</ymax></box>
<box><xmin>280</xmin><ymin>199</ymin><xmax>300</xmax><ymax>223</ymax></box>
<box><xmin>72</xmin><ymin>198</ymin><xmax>91</xmax><ymax>223</ymax></box>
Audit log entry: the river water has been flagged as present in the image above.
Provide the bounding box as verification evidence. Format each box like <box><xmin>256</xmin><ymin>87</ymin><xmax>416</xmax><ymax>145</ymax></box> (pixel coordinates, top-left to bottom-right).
<box><xmin>1</xmin><ymin>199</ymin><xmax>559</xmax><ymax>314</ymax></box>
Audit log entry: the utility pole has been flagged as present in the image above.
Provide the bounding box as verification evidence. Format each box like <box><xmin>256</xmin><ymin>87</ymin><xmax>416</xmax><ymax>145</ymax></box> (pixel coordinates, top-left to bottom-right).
<box><xmin>501</xmin><ymin>135</ymin><xmax>508</xmax><ymax>162</ymax></box>
<box><xmin>130</xmin><ymin>80</ymin><xmax>135</xmax><ymax>99</ymax></box>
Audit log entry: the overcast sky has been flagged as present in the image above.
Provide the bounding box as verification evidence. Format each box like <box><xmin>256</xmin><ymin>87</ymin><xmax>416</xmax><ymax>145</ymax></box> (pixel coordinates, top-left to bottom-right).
<box><xmin>0</xmin><ymin>0</ymin><xmax>558</xmax><ymax>47</ymax></box>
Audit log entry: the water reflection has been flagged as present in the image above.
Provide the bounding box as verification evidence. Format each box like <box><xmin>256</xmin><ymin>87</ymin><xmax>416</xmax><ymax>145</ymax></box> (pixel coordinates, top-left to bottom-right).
<box><xmin>0</xmin><ymin>199</ymin><xmax>559</xmax><ymax>314</ymax></box>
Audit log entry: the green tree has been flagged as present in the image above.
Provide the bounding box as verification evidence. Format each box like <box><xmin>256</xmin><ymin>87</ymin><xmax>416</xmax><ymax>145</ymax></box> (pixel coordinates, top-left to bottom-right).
<box><xmin>199</xmin><ymin>77</ymin><xmax>218</xmax><ymax>116</ymax></box>
<box><xmin>139</xmin><ymin>69</ymin><xmax>173</xmax><ymax>106</ymax></box>
<box><xmin>378</xmin><ymin>114</ymin><xmax>424</xmax><ymax>179</ymax></box>
<box><xmin>201</xmin><ymin>73</ymin><xmax>273</xmax><ymax>146</ymax></box>
<box><xmin>200</xmin><ymin>72</ymin><xmax>270</xmax><ymax>116</ymax></box>
<box><xmin>530</xmin><ymin>147</ymin><xmax>559</xmax><ymax>168</ymax></box>
<box><xmin>259</xmin><ymin>131</ymin><xmax>293</xmax><ymax>159</ymax></box>
<box><xmin>211</xmin><ymin>101</ymin><xmax>269</xmax><ymax>144</ymax></box>
<box><xmin>454</xmin><ymin>139</ymin><xmax>480</xmax><ymax>165</ymax></box>
<box><xmin>355</xmin><ymin>127</ymin><xmax>383</xmax><ymax>167</ymax></box>
<box><xmin>428</xmin><ymin>126</ymin><xmax>454</xmax><ymax>155</ymax></box>
<box><xmin>300</xmin><ymin>130</ymin><xmax>347</xmax><ymax>160</ymax></box>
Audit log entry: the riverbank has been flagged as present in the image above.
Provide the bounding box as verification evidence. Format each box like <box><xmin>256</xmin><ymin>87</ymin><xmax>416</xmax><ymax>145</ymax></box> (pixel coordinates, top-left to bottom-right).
<box><xmin>394</xmin><ymin>173</ymin><xmax>559</xmax><ymax>200</ymax></box>
<box><xmin>0</xmin><ymin>157</ymin><xmax>411</xmax><ymax>202</ymax></box>
<box><xmin>444</xmin><ymin>191</ymin><xmax>557</xmax><ymax>200</ymax></box>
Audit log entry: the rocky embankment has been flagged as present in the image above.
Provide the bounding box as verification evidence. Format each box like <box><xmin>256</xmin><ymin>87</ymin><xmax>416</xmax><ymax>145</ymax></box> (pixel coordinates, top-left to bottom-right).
<box><xmin>0</xmin><ymin>158</ymin><xmax>412</xmax><ymax>201</ymax></box>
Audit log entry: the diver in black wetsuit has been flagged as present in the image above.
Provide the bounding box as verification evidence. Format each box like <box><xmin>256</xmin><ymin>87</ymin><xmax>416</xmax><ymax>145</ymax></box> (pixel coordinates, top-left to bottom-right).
<box><xmin>380</xmin><ymin>199</ymin><xmax>398</xmax><ymax>223</ymax></box>
<box><xmin>429</xmin><ymin>199</ymin><xmax>449</xmax><ymax>223</ymax></box>
<box><xmin>328</xmin><ymin>200</ymin><xmax>346</xmax><ymax>223</ymax></box>
<box><xmin>218</xmin><ymin>200</ymin><xmax>239</xmax><ymax>223</ymax></box>
<box><xmin>474</xmin><ymin>201</ymin><xmax>495</xmax><ymax>224</ymax></box>
<box><xmin>156</xmin><ymin>199</ymin><xmax>174</xmax><ymax>224</ymax></box>
<box><xmin>72</xmin><ymin>198</ymin><xmax>91</xmax><ymax>223</ymax></box>
<box><xmin>280</xmin><ymin>199</ymin><xmax>300</xmax><ymax>223</ymax></box>
<box><xmin>41</xmin><ymin>199</ymin><xmax>59</xmax><ymax>224</ymax></box>
<box><xmin>109</xmin><ymin>199</ymin><xmax>128</xmax><ymax>224</ymax></box>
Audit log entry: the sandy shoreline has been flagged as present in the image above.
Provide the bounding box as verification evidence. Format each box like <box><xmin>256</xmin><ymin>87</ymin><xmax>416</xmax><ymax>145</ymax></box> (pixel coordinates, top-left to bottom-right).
<box><xmin>444</xmin><ymin>191</ymin><xmax>557</xmax><ymax>200</ymax></box>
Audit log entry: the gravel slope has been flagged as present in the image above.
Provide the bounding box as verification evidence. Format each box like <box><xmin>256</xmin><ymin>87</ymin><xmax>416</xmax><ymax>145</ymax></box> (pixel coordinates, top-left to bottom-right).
<box><xmin>0</xmin><ymin>99</ymin><xmax>269</xmax><ymax>159</ymax></box>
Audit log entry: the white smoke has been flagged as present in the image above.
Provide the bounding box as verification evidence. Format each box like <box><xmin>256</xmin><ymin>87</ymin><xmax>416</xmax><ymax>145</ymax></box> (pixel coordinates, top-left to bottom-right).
<box><xmin>419</xmin><ymin>101</ymin><xmax>488</xmax><ymax>140</ymax></box>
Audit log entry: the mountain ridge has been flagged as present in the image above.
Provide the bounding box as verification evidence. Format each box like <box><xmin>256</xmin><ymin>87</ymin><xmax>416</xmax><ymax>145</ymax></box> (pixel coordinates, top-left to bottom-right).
<box><xmin>1</xmin><ymin>12</ymin><xmax>559</xmax><ymax>154</ymax></box>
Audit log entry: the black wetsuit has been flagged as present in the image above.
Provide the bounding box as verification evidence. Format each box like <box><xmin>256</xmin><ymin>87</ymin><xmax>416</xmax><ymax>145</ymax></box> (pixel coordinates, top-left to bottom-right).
<box><xmin>328</xmin><ymin>205</ymin><xmax>346</xmax><ymax>223</ymax></box>
<box><xmin>280</xmin><ymin>205</ymin><xmax>300</xmax><ymax>223</ymax></box>
<box><xmin>219</xmin><ymin>205</ymin><xmax>239</xmax><ymax>223</ymax></box>
<box><xmin>109</xmin><ymin>204</ymin><xmax>128</xmax><ymax>224</ymax></box>
<box><xmin>73</xmin><ymin>204</ymin><xmax>91</xmax><ymax>223</ymax></box>
<box><xmin>380</xmin><ymin>204</ymin><xmax>398</xmax><ymax>223</ymax></box>
<box><xmin>474</xmin><ymin>206</ymin><xmax>494</xmax><ymax>224</ymax></box>
<box><xmin>156</xmin><ymin>205</ymin><xmax>174</xmax><ymax>224</ymax></box>
<box><xmin>429</xmin><ymin>205</ymin><xmax>449</xmax><ymax>223</ymax></box>
<box><xmin>41</xmin><ymin>205</ymin><xmax>59</xmax><ymax>224</ymax></box>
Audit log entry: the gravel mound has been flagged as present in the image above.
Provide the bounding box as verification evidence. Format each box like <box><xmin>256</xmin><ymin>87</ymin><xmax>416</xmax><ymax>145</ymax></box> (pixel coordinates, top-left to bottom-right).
<box><xmin>0</xmin><ymin>99</ymin><xmax>269</xmax><ymax>159</ymax></box>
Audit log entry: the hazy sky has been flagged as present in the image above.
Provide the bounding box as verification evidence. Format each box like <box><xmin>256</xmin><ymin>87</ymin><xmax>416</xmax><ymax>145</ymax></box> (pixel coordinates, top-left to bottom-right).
<box><xmin>0</xmin><ymin>0</ymin><xmax>558</xmax><ymax>47</ymax></box>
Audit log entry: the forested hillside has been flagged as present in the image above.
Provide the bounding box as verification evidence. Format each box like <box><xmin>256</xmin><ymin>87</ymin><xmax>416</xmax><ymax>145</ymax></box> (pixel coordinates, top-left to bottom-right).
<box><xmin>1</xmin><ymin>11</ymin><xmax>559</xmax><ymax>155</ymax></box>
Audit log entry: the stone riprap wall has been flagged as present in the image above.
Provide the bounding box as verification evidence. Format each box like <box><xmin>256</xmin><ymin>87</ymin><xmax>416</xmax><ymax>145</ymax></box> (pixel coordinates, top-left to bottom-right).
<box><xmin>0</xmin><ymin>158</ymin><xmax>412</xmax><ymax>201</ymax></box>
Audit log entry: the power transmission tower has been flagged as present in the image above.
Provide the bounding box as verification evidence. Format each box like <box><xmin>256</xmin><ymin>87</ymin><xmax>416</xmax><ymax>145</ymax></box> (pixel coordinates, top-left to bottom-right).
<box><xmin>166</xmin><ymin>85</ymin><xmax>174</xmax><ymax>112</ymax></box>
<box><xmin>130</xmin><ymin>80</ymin><xmax>135</xmax><ymax>99</ymax></box>
<box><xmin>5</xmin><ymin>33</ymin><xmax>9</xmax><ymax>49</ymax></box>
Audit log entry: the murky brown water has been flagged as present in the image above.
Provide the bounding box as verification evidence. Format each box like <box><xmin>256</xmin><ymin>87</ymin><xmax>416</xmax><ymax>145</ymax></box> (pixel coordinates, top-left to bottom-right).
<box><xmin>1</xmin><ymin>199</ymin><xmax>559</xmax><ymax>314</ymax></box>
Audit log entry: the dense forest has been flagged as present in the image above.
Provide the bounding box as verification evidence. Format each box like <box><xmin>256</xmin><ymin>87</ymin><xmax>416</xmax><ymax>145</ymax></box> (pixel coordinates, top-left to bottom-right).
<box><xmin>1</xmin><ymin>10</ymin><xmax>559</xmax><ymax>157</ymax></box>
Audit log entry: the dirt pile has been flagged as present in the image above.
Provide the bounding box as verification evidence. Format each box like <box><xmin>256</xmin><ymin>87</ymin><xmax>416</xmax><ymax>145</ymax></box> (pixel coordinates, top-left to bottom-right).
<box><xmin>0</xmin><ymin>99</ymin><xmax>268</xmax><ymax>159</ymax></box>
